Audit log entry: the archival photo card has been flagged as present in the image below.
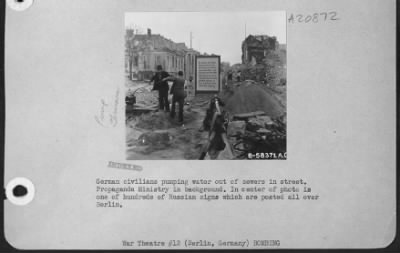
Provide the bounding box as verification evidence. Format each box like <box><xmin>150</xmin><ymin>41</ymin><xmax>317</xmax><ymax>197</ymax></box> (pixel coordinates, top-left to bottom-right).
<box><xmin>3</xmin><ymin>0</ymin><xmax>396</xmax><ymax>250</ymax></box>
<box><xmin>125</xmin><ymin>12</ymin><xmax>287</xmax><ymax>160</ymax></box>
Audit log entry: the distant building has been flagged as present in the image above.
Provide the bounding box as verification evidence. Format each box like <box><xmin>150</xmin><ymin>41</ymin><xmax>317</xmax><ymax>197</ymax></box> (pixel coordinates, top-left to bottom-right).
<box><xmin>241</xmin><ymin>35</ymin><xmax>279</xmax><ymax>65</ymax></box>
<box><xmin>183</xmin><ymin>48</ymin><xmax>199</xmax><ymax>81</ymax></box>
<box><xmin>126</xmin><ymin>28</ymin><xmax>200</xmax><ymax>80</ymax></box>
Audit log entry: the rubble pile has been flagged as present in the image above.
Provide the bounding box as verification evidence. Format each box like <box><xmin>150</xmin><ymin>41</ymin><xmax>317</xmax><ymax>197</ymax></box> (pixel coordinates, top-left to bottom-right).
<box><xmin>246</xmin><ymin>115</ymin><xmax>286</xmax><ymax>136</ymax></box>
<box><xmin>135</xmin><ymin>108</ymin><xmax>200</xmax><ymax>130</ymax></box>
<box><xmin>227</xmin><ymin>120</ymin><xmax>247</xmax><ymax>136</ymax></box>
<box><xmin>241</xmin><ymin>64</ymin><xmax>266</xmax><ymax>82</ymax></box>
<box><xmin>221</xmin><ymin>83</ymin><xmax>287</xmax><ymax>157</ymax></box>
<box><xmin>125</xmin><ymin>78</ymin><xmax>286</xmax><ymax>159</ymax></box>
<box><xmin>133</xmin><ymin>87</ymin><xmax>158</xmax><ymax>105</ymax></box>
<box><xmin>271</xmin><ymin>85</ymin><xmax>287</xmax><ymax>107</ymax></box>
<box><xmin>127</xmin><ymin>131</ymin><xmax>174</xmax><ymax>155</ymax></box>
<box><xmin>173</xmin><ymin>129</ymin><xmax>206</xmax><ymax>159</ymax></box>
<box><xmin>135</xmin><ymin>131</ymin><xmax>173</xmax><ymax>154</ymax></box>
<box><xmin>138</xmin><ymin>131</ymin><xmax>172</xmax><ymax>146</ymax></box>
<box><xmin>222</xmin><ymin>81</ymin><xmax>284</xmax><ymax>118</ymax></box>
<box><xmin>227</xmin><ymin>114</ymin><xmax>286</xmax><ymax>157</ymax></box>
<box><xmin>190</xmin><ymin>94</ymin><xmax>216</xmax><ymax>108</ymax></box>
<box><xmin>135</xmin><ymin>112</ymin><xmax>176</xmax><ymax>130</ymax></box>
<box><xmin>126</xmin><ymin>86</ymin><xmax>159</xmax><ymax>108</ymax></box>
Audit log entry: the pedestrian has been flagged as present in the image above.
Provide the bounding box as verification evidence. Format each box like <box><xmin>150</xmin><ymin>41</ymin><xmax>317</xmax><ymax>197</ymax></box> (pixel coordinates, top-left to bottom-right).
<box><xmin>236</xmin><ymin>71</ymin><xmax>241</xmax><ymax>82</ymax></box>
<box><xmin>227</xmin><ymin>71</ymin><xmax>233</xmax><ymax>82</ymax></box>
<box><xmin>163</xmin><ymin>71</ymin><xmax>186</xmax><ymax>123</ymax></box>
<box><xmin>150</xmin><ymin>65</ymin><xmax>170</xmax><ymax>112</ymax></box>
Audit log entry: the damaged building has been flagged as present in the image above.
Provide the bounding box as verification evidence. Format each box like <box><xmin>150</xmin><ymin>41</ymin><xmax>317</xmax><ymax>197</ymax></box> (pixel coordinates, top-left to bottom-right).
<box><xmin>242</xmin><ymin>35</ymin><xmax>279</xmax><ymax>65</ymax></box>
<box><xmin>125</xmin><ymin>28</ymin><xmax>200</xmax><ymax>80</ymax></box>
<box><xmin>240</xmin><ymin>34</ymin><xmax>286</xmax><ymax>85</ymax></box>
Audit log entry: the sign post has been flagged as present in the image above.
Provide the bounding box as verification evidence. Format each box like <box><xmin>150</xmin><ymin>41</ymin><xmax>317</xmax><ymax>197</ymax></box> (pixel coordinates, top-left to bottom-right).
<box><xmin>195</xmin><ymin>55</ymin><xmax>221</xmax><ymax>94</ymax></box>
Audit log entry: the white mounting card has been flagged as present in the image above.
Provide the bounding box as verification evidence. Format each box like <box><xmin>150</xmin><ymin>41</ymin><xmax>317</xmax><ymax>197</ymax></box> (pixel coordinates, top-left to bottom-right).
<box><xmin>4</xmin><ymin>0</ymin><xmax>396</xmax><ymax>250</ymax></box>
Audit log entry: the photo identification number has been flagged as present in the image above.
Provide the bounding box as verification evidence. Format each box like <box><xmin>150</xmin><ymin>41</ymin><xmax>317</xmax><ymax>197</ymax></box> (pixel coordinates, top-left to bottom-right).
<box><xmin>288</xmin><ymin>11</ymin><xmax>339</xmax><ymax>24</ymax></box>
<box><xmin>248</xmin><ymin>152</ymin><xmax>287</xmax><ymax>160</ymax></box>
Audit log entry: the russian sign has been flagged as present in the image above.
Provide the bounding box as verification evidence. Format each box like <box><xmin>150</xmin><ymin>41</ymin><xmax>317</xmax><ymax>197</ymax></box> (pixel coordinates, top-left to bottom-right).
<box><xmin>195</xmin><ymin>56</ymin><xmax>220</xmax><ymax>94</ymax></box>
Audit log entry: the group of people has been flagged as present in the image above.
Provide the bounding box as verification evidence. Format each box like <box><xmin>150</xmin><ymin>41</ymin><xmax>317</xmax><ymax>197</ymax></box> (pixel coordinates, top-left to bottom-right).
<box><xmin>150</xmin><ymin>65</ymin><xmax>192</xmax><ymax>123</ymax></box>
<box><xmin>227</xmin><ymin>70</ymin><xmax>241</xmax><ymax>82</ymax></box>
<box><xmin>149</xmin><ymin>65</ymin><xmax>232</xmax><ymax>160</ymax></box>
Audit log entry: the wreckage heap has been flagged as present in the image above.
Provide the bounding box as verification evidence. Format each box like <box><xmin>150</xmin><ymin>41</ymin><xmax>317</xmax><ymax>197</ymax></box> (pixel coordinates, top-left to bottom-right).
<box><xmin>126</xmin><ymin>80</ymin><xmax>286</xmax><ymax>159</ymax></box>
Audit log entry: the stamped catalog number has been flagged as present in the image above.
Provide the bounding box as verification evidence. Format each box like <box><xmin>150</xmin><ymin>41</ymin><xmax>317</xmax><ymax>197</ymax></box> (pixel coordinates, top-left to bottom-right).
<box><xmin>288</xmin><ymin>11</ymin><xmax>339</xmax><ymax>24</ymax></box>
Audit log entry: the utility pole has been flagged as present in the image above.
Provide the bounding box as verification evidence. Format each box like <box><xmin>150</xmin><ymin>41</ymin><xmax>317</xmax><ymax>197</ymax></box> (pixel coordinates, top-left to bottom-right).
<box><xmin>190</xmin><ymin>32</ymin><xmax>193</xmax><ymax>49</ymax></box>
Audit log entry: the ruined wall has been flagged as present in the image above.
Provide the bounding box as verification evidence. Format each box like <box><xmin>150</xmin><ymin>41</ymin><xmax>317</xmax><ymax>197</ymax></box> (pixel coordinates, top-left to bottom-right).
<box><xmin>240</xmin><ymin>35</ymin><xmax>286</xmax><ymax>86</ymax></box>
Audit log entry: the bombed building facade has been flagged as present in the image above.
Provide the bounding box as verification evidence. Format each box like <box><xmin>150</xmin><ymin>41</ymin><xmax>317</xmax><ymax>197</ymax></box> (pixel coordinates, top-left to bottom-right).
<box><xmin>125</xmin><ymin>28</ymin><xmax>200</xmax><ymax>80</ymax></box>
<box><xmin>242</xmin><ymin>35</ymin><xmax>279</xmax><ymax>65</ymax></box>
<box><xmin>240</xmin><ymin>34</ymin><xmax>286</xmax><ymax>85</ymax></box>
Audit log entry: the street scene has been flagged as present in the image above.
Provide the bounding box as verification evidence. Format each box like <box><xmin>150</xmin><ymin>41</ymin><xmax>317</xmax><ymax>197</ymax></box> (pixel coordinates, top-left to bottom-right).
<box><xmin>125</xmin><ymin>12</ymin><xmax>286</xmax><ymax>160</ymax></box>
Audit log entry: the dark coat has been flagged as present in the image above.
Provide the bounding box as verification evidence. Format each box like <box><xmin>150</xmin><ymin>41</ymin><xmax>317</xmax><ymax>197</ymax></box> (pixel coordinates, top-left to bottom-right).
<box><xmin>151</xmin><ymin>71</ymin><xmax>170</xmax><ymax>91</ymax></box>
<box><xmin>169</xmin><ymin>77</ymin><xmax>186</xmax><ymax>97</ymax></box>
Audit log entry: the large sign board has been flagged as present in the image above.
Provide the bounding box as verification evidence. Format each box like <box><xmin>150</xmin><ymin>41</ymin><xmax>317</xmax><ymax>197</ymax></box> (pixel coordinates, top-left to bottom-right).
<box><xmin>195</xmin><ymin>55</ymin><xmax>220</xmax><ymax>94</ymax></box>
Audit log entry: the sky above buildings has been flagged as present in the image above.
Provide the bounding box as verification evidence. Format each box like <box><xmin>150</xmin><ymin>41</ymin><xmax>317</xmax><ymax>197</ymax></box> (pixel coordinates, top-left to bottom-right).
<box><xmin>125</xmin><ymin>12</ymin><xmax>286</xmax><ymax>64</ymax></box>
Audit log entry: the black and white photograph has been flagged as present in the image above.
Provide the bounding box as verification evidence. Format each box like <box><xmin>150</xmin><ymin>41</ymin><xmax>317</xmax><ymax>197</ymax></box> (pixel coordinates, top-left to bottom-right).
<box><xmin>125</xmin><ymin>12</ymin><xmax>287</xmax><ymax>160</ymax></box>
<box><xmin>3</xmin><ymin>0</ymin><xmax>396</xmax><ymax>250</ymax></box>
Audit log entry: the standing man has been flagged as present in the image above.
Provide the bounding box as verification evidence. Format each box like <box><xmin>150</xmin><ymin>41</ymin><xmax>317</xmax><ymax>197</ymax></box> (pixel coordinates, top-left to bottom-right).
<box><xmin>227</xmin><ymin>71</ymin><xmax>233</xmax><ymax>82</ymax></box>
<box><xmin>163</xmin><ymin>71</ymin><xmax>186</xmax><ymax>123</ymax></box>
<box><xmin>150</xmin><ymin>65</ymin><xmax>170</xmax><ymax>112</ymax></box>
<box><xmin>236</xmin><ymin>71</ymin><xmax>241</xmax><ymax>82</ymax></box>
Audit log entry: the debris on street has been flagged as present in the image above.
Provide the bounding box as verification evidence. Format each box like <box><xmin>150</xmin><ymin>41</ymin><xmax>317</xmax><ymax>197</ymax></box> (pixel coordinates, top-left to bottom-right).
<box><xmin>126</xmin><ymin>79</ymin><xmax>286</xmax><ymax>160</ymax></box>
